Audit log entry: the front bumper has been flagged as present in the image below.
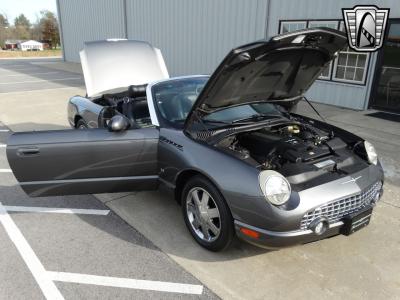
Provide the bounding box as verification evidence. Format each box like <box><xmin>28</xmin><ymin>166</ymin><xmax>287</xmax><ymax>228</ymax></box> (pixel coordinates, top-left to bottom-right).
<box><xmin>235</xmin><ymin>219</ymin><xmax>344</xmax><ymax>249</ymax></box>
<box><xmin>235</xmin><ymin>180</ymin><xmax>384</xmax><ymax>249</ymax></box>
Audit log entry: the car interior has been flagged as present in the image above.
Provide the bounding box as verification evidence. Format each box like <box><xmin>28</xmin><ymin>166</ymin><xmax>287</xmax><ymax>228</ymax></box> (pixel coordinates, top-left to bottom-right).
<box><xmin>94</xmin><ymin>84</ymin><xmax>153</xmax><ymax>128</ymax></box>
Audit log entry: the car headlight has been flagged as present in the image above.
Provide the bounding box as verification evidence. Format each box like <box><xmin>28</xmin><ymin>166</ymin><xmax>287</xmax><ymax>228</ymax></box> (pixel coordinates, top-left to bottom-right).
<box><xmin>259</xmin><ymin>170</ymin><xmax>291</xmax><ymax>205</ymax></box>
<box><xmin>364</xmin><ymin>141</ymin><xmax>378</xmax><ymax>165</ymax></box>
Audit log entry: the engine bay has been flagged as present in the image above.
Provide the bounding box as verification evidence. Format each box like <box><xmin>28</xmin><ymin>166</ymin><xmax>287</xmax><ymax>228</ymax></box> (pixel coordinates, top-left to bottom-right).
<box><xmin>215</xmin><ymin>120</ymin><xmax>368</xmax><ymax>188</ymax></box>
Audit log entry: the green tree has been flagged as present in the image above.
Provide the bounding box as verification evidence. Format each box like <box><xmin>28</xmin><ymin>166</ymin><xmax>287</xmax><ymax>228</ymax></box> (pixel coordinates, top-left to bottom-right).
<box><xmin>14</xmin><ymin>14</ymin><xmax>30</xmax><ymax>28</ymax></box>
<box><xmin>40</xmin><ymin>11</ymin><xmax>60</xmax><ymax>49</ymax></box>
<box><xmin>13</xmin><ymin>14</ymin><xmax>31</xmax><ymax>40</ymax></box>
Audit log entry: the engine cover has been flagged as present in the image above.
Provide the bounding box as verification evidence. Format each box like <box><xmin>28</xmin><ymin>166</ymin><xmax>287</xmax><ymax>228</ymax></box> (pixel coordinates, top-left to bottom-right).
<box><xmin>277</xmin><ymin>136</ymin><xmax>331</xmax><ymax>162</ymax></box>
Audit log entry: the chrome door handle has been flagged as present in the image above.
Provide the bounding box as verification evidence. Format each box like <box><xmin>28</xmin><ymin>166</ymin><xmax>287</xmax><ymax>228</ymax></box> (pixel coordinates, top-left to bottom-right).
<box><xmin>17</xmin><ymin>147</ymin><xmax>40</xmax><ymax>156</ymax></box>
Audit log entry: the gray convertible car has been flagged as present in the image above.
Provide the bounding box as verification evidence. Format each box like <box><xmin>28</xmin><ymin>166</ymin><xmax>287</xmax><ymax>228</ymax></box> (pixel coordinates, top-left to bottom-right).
<box><xmin>7</xmin><ymin>28</ymin><xmax>384</xmax><ymax>251</ymax></box>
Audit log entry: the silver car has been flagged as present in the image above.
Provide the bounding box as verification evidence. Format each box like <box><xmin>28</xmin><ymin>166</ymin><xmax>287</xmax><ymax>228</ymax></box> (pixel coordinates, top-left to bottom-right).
<box><xmin>6</xmin><ymin>28</ymin><xmax>384</xmax><ymax>251</ymax></box>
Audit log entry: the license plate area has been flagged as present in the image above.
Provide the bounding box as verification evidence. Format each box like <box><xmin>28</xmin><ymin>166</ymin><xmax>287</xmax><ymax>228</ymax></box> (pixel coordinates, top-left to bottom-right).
<box><xmin>340</xmin><ymin>207</ymin><xmax>373</xmax><ymax>236</ymax></box>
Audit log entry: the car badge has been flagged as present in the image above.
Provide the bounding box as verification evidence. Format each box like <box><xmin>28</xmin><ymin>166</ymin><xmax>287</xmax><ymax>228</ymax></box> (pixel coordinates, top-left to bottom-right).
<box><xmin>341</xmin><ymin>176</ymin><xmax>362</xmax><ymax>184</ymax></box>
<box><xmin>342</xmin><ymin>5</ymin><xmax>389</xmax><ymax>52</ymax></box>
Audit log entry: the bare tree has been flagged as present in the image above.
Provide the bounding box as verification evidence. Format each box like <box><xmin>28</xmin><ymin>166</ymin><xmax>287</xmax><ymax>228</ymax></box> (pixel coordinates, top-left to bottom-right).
<box><xmin>41</xmin><ymin>11</ymin><xmax>60</xmax><ymax>49</ymax></box>
<box><xmin>0</xmin><ymin>14</ymin><xmax>10</xmax><ymax>48</ymax></box>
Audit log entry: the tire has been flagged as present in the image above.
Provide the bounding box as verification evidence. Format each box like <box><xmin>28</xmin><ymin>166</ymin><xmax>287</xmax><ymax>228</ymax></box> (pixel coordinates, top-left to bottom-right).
<box><xmin>76</xmin><ymin>119</ymin><xmax>88</xmax><ymax>129</ymax></box>
<box><xmin>182</xmin><ymin>175</ymin><xmax>234</xmax><ymax>251</ymax></box>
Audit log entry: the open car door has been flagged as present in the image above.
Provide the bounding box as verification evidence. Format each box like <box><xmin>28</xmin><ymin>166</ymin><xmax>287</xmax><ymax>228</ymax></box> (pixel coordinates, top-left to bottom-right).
<box><xmin>6</xmin><ymin>128</ymin><xmax>159</xmax><ymax>197</ymax></box>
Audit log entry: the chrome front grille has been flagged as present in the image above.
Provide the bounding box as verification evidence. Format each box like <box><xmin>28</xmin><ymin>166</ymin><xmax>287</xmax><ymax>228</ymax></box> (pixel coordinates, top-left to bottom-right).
<box><xmin>300</xmin><ymin>181</ymin><xmax>382</xmax><ymax>230</ymax></box>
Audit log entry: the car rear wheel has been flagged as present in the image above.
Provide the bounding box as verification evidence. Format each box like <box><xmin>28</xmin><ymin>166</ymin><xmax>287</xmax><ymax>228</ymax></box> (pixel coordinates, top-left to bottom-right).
<box><xmin>182</xmin><ymin>176</ymin><xmax>234</xmax><ymax>251</ymax></box>
<box><xmin>76</xmin><ymin>119</ymin><xmax>88</xmax><ymax>129</ymax></box>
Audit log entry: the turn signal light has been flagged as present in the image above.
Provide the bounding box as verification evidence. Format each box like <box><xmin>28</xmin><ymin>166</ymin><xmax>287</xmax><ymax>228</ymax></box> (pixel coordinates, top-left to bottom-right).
<box><xmin>240</xmin><ymin>228</ymin><xmax>260</xmax><ymax>239</ymax></box>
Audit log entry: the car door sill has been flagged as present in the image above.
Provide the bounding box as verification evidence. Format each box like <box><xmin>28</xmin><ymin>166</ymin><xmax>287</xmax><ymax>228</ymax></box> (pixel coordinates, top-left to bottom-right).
<box><xmin>19</xmin><ymin>175</ymin><xmax>159</xmax><ymax>197</ymax></box>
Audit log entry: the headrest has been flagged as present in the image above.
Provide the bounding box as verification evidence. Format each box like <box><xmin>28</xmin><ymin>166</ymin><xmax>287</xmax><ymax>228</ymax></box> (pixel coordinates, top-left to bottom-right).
<box><xmin>128</xmin><ymin>84</ymin><xmax>147</xmax><ymax>98</ymax></box>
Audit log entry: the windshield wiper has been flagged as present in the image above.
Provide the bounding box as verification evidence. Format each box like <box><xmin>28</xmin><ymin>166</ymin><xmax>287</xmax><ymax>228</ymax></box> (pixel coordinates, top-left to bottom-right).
<box><xmin>231</xmin><ymin>114</ymin><xmax>282</xmax><ymax>124</ymax></box>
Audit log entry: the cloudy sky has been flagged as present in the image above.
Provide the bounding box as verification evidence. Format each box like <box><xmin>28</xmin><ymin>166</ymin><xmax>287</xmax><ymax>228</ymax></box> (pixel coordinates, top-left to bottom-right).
<box><xmin>1</xmin><ymin>0</ymin><xmax>57</xmax><ymax>24</ymax></box>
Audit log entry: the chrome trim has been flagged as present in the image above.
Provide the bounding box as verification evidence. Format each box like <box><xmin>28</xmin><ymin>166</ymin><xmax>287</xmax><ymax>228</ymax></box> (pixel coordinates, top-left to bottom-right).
<box><xmin>300</xmin><ymin>181</ymin><xmax>381</xmax><ymax>230</ymax></box>
<box><xmin>20</xmin><ymin>175</ymin><xmax>159</xmax><ymax>185</ymax></box>
<box><xmin>235</xmin><ymin>220</ymin><xmax>343</xmax><ymax>238</ymax></box>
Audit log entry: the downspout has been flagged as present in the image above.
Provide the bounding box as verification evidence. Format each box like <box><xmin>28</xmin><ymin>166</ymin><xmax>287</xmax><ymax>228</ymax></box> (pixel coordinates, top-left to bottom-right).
<box><xmin>123</xmin><ymin>0</ymin><xmax>128</xmax><ymax>39</ymax></box>
<box><xmin>56</xmin><ymin>0</ymin><xmax>66</xmax><ymax>61</ymax></box>
<box><xmin>363</xmin><ymin>53</ymin><xmax>377</xmax><ymax>110</ymax></box>
<box><xmin>265</xmin><ymin>0</ymin><xmax>271</xmax><ymax>39</ymax></box>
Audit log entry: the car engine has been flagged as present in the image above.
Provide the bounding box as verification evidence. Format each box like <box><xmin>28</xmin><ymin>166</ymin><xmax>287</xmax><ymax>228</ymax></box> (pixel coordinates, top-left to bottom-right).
<box><xmin>214</xmin><ymin>121</ymin><xmax>366</xmax><ymax>186</ymax></box>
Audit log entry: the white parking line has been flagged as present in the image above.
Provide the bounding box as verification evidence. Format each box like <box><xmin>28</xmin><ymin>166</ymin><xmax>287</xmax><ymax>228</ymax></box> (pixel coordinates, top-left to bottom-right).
<box><xmin>0</xmin><ymin>68</ymin><xmax>40</xmax><ymax>72</ymax></box>
<box><xmin>0</xmin><ymin>129</ymin><xmax>9</xmax><ymax>132</ymax></box>
<box><xmin>47</xmin><ymin>271</ymin><xmax>204</xmax><ymax>295</ymax></box>
<box><xmin>0</xmin><ymin>86</ymin><xmax>83</xmax><ymax>95</ymax></box>
<box><xmin>0</xmin><ymin>144</ymin><xmax>6</xmax><ymax>148</ymax></box>
<box><xmin>4</xmin><ymin>206</ymin><xmax>110</xmax><ymax>215</ymax></box>
<box><xmin>2</xmin><ymin>71</ymin><xmax>60</xmax><ymax>77</ymax></box>
<box><xmin>0</xmin><ymin>169</ymin><xmax>12</xmax><ymax>173</ymax></box>
<box><xmin>0</xmin><ymin>202</ymin><xmax>65</xmax><ymax>300</ymax></box>
<box><xmin>0</xmin><ymin>77</ymin><xmax>82</xmax><ymax>85</ymax></box>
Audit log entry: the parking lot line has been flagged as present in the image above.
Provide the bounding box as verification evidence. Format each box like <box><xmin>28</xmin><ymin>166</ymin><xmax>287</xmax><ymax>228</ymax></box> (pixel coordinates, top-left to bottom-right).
<box><xmin>4</xmin><ymin>205</ymin><xmax>110</xmax><ymax>215</ymax></box>
<box><xmin>0</xmin><ymin>202</ymin><xmax>65</xmax><ymax>300</ymax></box>
<box><xmin>0</xmin><ymin>144</ymin><xmax>6</xmax><ymax>148</ymax></box>
<box><xmin>0</xmin><ymin>77</ymin><xmax>82</xmax><ymax>85</ymax></box>
<box><xmin>1</xmin><ymin>72</ymin><xmax>60</xmax><ymax>77</ymax></box>
<box><xmin>0</xmin><ymin>129</ymin><xmax>9</xmax><ymax>132</ymax></box>
<box><xmin>0</xmin><ymin>169</ymin><xmax>12</xmax><ymax>173</ymax></box>
<box><xmin>47</xmin><ymin>271</ymin><xmax>204</xmax><ymax>295</ymax></box>
<box><xmin>0</xmin><ymin>86</ymin><xmax>82</xmax><ymax>95</ymax></box>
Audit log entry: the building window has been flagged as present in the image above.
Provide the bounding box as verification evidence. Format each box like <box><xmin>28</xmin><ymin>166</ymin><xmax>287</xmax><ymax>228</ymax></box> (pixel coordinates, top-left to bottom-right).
<box><xmin>333</xmin><ymin>22</ymin><xmax>369</xmax><ymax>84</ymax></box>
<box><xmin>308</xmin><ymin>21</ymin><xmax>339</xmax><ymax>79</ymax></box>
<box><xmin>308</xmin><ymin>21</ymin><xmax>338</xmax><ymax>30</ymax></box>
<box><xmin>280</xmin><ymin>21</ymin><xmax>307</xmax><ymax>33</ymax></box>
<box><xmin>332</xmin><ymin>47</ymin><xmax>368</xmax><ymax>83</ymax></box>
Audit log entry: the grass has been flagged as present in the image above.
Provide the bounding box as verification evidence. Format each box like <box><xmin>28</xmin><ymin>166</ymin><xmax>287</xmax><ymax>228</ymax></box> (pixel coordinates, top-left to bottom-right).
<box><xmin>0</xmin><ymin>49</ymin><xmax>62</xmax><ymax>58</ymax></box>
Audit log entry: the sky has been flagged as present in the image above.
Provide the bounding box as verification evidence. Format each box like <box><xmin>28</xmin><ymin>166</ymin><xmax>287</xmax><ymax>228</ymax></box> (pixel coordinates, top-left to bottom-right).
<box><xmin>0</xmin><ymin>0</ymin><xmax>57</xmax><ymax>25</ymax></box>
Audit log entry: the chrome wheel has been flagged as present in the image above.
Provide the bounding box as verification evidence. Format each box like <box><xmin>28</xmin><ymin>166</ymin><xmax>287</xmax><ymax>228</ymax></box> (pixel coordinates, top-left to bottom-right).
<box><xmin>186</xmin><ymin>187</ymin><xmax>221</xmax><ymax>242</ymax></box>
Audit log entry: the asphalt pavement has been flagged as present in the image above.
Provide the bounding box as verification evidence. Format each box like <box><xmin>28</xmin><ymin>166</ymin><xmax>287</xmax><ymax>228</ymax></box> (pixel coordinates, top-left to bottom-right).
<box><xmin>0</xmin><ymin>60</ymin><xmax>217</xmax><ymax>300</ymax></box>
<box><xmin>0</xmin><ymin>58</ymin><xmax>399</xmax><ymax>300</ymax></box>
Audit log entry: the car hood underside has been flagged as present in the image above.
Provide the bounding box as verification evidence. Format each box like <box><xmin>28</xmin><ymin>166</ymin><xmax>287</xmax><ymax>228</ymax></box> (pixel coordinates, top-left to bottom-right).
<box><xmin>185</xmin><ymin>28</ymin><xmax>347</xmax><ymax>129</ymax></box>
<box><xmin>80</xmin><ymin>39</ymin><xmax>169</xmax><ymax>97</ymax></box>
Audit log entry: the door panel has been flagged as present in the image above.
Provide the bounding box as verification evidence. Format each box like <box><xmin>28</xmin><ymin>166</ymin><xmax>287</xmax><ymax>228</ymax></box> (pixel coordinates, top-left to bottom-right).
<box><xmin>7</xmin><ymin>128</ymin><xmax>159</xmax><ymax>196</ymax></box>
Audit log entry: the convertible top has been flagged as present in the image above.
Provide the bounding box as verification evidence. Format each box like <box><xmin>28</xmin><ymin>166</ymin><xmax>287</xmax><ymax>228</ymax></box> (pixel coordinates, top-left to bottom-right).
<box><xmin>80</xmin><ymin>39</ymin><xmax>169</xmax><ymax>97</ymax></box>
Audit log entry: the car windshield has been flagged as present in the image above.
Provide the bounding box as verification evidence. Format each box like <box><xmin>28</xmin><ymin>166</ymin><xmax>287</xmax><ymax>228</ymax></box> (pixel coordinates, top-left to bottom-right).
<box><xmin>152</xmin><ymin>77</ymin><xmax>208</xmax><ymax>126</ymax></box>
<box><xmin>152</xmin><ymin>76</ymin><xmax>285</xmax><ymax>128</ymax></box>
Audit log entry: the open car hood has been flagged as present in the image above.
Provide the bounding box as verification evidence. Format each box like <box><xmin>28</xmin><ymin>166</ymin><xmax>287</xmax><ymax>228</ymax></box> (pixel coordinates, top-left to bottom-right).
<box><xmin>185</xmin><ymin>28</ymin><xmax>347</xmax><ymax>128</ymax></box>
<box><xmin>80</xmin><ymin>39</ymin><xmax>169</xmax><ymax>97</ymax></box>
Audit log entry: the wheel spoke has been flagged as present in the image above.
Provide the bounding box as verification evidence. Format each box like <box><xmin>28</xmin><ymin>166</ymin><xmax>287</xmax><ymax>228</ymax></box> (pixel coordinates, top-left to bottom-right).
<box><xmin>207</xmin><ymin>207</ymin><xmax>219</xmax><ymax>219</ymax></box>
<box><xmin>192</xmin><ymin>217</ymin><xmax>201</xmax><ymax>229</ymax></box>
<box><xmin>187</xmin><ymin>203</ymin><xmax>197</xmax><ymax>215</ymax></box>
<box><xmin>201</xmin><ymin>191</ymin><xmax>210</xmax><ymax>207</ymax></box>
<box><xmin>208</xmin><ymin>221</ymin><xmax>220</xmax><ymax>236</ymax></box>
<box><xmin>191</xmin><ymin>190</ymin><xmax>201</xmax><ymax>207</ymax></box>
<box><xmin>201</xmin><ymin>224</ymin><xmax>211</xmax><ymax>240</ymax></box>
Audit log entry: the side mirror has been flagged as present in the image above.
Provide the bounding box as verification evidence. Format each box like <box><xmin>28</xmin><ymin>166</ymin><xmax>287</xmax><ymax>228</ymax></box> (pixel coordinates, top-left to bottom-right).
<box><xmin>108</xmin><ymin>115</ymin><xmax>130</xmax><ymax>132</ymax></box>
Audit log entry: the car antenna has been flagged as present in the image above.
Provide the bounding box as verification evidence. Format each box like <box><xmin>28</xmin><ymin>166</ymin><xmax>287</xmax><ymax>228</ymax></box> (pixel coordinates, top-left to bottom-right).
<box><xmin>303</xmin><ymin>96</ymin><xmax>327</xmax><ymax>124</ymax></box>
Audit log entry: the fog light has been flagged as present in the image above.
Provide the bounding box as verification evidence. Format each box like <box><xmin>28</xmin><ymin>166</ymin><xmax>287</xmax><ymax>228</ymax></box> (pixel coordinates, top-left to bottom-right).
<box><xmin>310</xmin><ymin>218</ymin><xmax>329</xmax><ymax>235</ymax></box>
